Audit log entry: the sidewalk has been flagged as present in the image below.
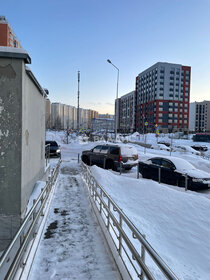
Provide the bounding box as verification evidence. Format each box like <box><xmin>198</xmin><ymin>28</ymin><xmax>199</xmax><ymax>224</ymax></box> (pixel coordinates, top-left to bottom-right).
<box><xmin>28</xmin><ymin>159</ymin><xmax>121</xmax><ymax>280</ymax></box>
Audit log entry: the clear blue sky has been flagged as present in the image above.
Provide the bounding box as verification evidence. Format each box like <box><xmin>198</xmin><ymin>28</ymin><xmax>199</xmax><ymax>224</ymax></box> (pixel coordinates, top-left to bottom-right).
<box><xmin>2</xmin><ymin>0</ymin><xmax>210</xmax><ymax>114</ymax></box>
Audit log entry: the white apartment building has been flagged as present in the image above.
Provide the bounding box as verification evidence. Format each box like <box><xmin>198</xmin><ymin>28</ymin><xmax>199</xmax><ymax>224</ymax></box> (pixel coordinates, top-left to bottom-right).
<box><xmin>51</xmin><ymin>102</ymin><xmax>98</xmax><ymax>130</ymax></box>
<box><xmin>189</xmin><ymin>101</ymin><xmax>210</xmax><ymax>132</ymax></box>
<box><xmin>118</xmin><ymin>91</ymin><xmax>136</xmax><ymax>133</ymax></box>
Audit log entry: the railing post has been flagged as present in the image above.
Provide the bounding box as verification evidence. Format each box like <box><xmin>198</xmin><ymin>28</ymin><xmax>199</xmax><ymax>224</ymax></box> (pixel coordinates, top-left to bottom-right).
<box><xmin>120</xmin><ymin>161</ymin><xmax>122</xmax><ymax>175</ymax></box>
<box><xmin>185</xmin><ymin>173</ymin><xmax>188</xmax><ymax>191</ymax></box>
<box><xmin>158</xmin><ymin>167</ymin><xmax>161</xmax><ymax>184</ymax></box>
<box><xmin>140</xmin><ymin>234</ymin><xmax>146</xmax><ymax>280</ymax></box>
<box><xmin>78</xmin><ymin>153</ymin><xmax>80</xmax><ymax>163</ymax></box>
<box><xmin>100</xmin><ymin>189</ymin><xmax>102</xmax><ymax>213</ymax></box>
<box><xmin>103</xmin><ymin>158</ymin><xmax>106</xmax><ymax>169</ymax></box>
<box><xmin>118</xmin><ymin>214</ymin><xmax>122</xmax><ymax>256</ymax></box>
<box><xmin>107</xmin><ymin>199</ymin><xmax>110</xmax><ymax>230</ymax></box>
<box><xmin>137</xmin><ymin>163</ymin><xmax>139</xmax><ymax>179</ymax></box>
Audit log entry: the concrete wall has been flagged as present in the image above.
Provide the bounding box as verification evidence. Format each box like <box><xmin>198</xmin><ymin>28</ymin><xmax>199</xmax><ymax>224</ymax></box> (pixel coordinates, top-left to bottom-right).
<box><xmin>21</xmin><ymin>67</ymin><xmax>45</xmax><ymax>216</ymax></box>
<box><xmin>0</xmin><ymin>57</ymin><xmax>22</xmax><ymax>248</ymax></box>
<box><xmin>0</xmin><ymin>49</ymin><xmax>46</xmax><ymax>250</ymax></box>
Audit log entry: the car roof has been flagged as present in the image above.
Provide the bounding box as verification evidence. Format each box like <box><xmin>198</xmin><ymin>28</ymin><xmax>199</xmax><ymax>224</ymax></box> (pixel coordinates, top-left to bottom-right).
<box><xmin>148</xmin><ymin>156</ymin><xmax>195</xmax><ymax>170</ymax></box>
<box><xmin>46</xmin><ymin>140</ymin><xmax>58</xmax><ymax>144</ymax></box>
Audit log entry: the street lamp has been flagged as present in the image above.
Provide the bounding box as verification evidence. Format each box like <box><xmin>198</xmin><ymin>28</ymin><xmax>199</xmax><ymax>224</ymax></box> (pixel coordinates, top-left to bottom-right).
<box><xmin>107</xmin><ymin>59</ymin><xmax>119</xmax><ymax>142</ymax></box>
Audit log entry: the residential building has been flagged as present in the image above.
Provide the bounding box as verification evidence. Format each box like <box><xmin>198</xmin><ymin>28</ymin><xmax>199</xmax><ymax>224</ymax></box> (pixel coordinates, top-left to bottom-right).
<box><xmin>51</xmin><ymin>103</ymin><xmax>63</xmax><ymax>129</ymax></box>
<box><xmin>99</xmin><ymin>113</ymin><xmax>114</xmax><ymax>119</ymax></box>
<box><xmin>91</xmin><ymin>118</ymin><xmax>115</xmax><ymax>132</ymax></box>
<box><xmin>135</xmin><ymin>62</ymin><xmax>191</xmax><ymax>133</ymax></box>
<box><xmin>50</xmin><ymin>102</ymin><xmax>98</xmax><ymax>130</ymax></box>
<box><xmin>189</xmin><ymin>102</ymin><xmax>196</xmax><ymax>131</ymax></box>
<box><xmin>45</xmin><ymin>99</ymin><xmax>51</xmax><ymax>129</ymax></box>
<box><xmin>0</xmin><ymin>16</ymin><xmax>21</xmax><ymax>48</ymax></box>
<box><xmin>118</xmin><ymin>91</ymin><xmax>136</xmax><ymax>133</ymax></box>
<box><xmin>190</xmin><ymin>101</ymin><xmax>210</xmax><ymax>132</ymax></box>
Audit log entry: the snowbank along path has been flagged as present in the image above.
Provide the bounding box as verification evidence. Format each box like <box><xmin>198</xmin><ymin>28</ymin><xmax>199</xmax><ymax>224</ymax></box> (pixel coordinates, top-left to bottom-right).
<box><xmin>29</xmin><ymin>159</ymin><xmax>121</xmax><ymax>280</ymax></box>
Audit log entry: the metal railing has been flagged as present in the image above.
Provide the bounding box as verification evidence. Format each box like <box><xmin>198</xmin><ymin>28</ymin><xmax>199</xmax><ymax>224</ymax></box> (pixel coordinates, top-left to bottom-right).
<box><xmin>45</xmin><ymin>143</ymin><xmax>51</xmax><ymax>166</ymax></box>
<box><xmin>81</xmin><ymin>162</ymin><xmax>178</xmax><ymax>280</ymax></box>
<box><xmin>0</xmin><ymin>159</ymin><xmax>61</xmax><ymax>280</ymax></box>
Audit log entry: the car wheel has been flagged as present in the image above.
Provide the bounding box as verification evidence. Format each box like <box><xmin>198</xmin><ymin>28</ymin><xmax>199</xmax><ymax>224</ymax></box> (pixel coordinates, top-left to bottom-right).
<box><xmin>142</xmin><ymin>168</ymin><xmax>150</xmax><ymax>179</ymax></box>
<box><xmin>106</xmin><ymin>160</ymin><xmax>114</xmax><ymax>170</ymax></box>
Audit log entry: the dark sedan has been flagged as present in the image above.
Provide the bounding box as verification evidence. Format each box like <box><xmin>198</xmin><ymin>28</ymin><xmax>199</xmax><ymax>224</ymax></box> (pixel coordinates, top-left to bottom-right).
<box><xmin>45</xmin><ymin>141</ymin><xmax>61</xmax><ymax>157</ymax></box>
<box><xmin>139</xmin><ymin>156</ymin><xmax>210</xmax><ymax>191</ymax></box>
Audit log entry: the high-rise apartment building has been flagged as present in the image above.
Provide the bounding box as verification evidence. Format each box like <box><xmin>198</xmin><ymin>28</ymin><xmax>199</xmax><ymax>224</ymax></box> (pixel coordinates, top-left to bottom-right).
<box><xmin>189</xmin><ymin>101</ymin><xmax>210</xmax><ymax>132</ymax></box>
<box><xmin>136</xmin><ymin>62</ymin><xmax>191</xmax><ymax>133</ymax></box>
<box><xmin>0</xmin><ymin>16</ymin><xmax>21</xmax><ymax>48</ymax></box>
<box><xmin>118</xmin><ymin>91</ymin><xmax>136</xmax><ymax>133</ymax></box>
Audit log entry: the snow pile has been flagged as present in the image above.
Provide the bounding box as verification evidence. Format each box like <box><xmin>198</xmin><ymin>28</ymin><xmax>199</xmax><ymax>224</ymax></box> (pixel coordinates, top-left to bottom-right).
<box><xmin>91</xmin><ymin>165</ymin><xmax>210</xmax><ymax>280</ymax></box>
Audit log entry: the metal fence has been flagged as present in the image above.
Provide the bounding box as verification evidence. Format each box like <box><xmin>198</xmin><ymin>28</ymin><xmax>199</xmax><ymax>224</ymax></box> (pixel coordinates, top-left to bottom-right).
<box><xmin>81</xmin><ymin>162</ymin><xmax>178</xmax><ymax>280</ymax></box>
<box><xmin>0</xmin><ymin>159</ymin><xmax>61</xmax><ymax>280</ymax></box>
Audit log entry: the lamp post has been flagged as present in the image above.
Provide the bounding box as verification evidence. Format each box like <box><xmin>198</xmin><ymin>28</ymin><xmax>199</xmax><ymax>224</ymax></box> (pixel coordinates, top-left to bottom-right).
<box><xmin>107</xmin><ymin>59</ymin><xmax>119</xmax><ymax>142</ymax></box>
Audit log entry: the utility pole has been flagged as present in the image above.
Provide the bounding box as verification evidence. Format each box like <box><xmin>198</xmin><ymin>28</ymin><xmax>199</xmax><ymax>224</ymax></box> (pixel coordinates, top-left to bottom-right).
<box><xmin>77</xmin><ymin>71</ymin><xmax>80</xmax><ymax>133</ymax></box>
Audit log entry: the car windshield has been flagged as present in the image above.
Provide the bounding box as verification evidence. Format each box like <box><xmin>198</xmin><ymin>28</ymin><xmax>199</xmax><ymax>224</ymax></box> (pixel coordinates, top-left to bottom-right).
<box><xmin>46</xmin><ymin>141</ymin><xmax>58</xmax><ymax>147</ymax></box>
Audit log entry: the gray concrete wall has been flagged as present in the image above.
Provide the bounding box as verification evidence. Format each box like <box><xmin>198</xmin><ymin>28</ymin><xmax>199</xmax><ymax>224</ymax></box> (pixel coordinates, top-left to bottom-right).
<box><xmin>0</xmin><ymin>58</ymin><xmax>23</xmax><ymax>249</ymax></box>
<box><xmin>0</xmin><ymin>51</ymin><xmax>45</xmax><ymax>250</ymax></box>
<box><xmin>21</xmin><ymin>67</ymin><xmax>45</xmax><ymax>217</ymax></box>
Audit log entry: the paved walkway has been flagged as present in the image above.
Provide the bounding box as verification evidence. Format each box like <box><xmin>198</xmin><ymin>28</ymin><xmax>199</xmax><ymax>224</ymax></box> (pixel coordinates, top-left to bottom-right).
<box><xmin>29</xmin><ymin>159</ymin><xmax>121</xmax><ymax>280</ymax></box>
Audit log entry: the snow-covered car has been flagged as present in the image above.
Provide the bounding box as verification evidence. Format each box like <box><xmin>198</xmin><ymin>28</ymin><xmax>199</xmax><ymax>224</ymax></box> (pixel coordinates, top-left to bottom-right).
<box><xmin>138</xmin><ymin>156</ymin><xmax>210</xmax><ymax>190</ymax></box>
<box><xmin>191</xmin><ymin>144</ymin><xmax>208</xmax><ymax>152</ymax></box>
<box><xmin>157</xmin><ymin>141</ymin><xmax>171</xmax><ymax>147</ymax></box>
<box><xmin>172</xmin><ymin>145</ymin><xmax>201</xmax><ymax>155</ymax></box>
<box><xmin>150</xmin><ymin>143</ymin><xmax>171</xmax><ymax>151</ymax></box>
<box><xmin>81</xmin><ymin>144</ymin><xmax>138</xmax><ymax>171</ymax></box>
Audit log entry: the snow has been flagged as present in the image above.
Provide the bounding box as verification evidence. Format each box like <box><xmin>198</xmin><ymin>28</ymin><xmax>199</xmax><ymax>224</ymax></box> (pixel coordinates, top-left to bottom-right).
<box><xmin>25</xmin><ymin>181</ymin><xmax>46</xmax><ymax>216</ymax></box>
<box><xmin>119</xmin><ymin>144</ymin><xmax>138</xmax><ymax>157</ymax></box>
<box><xmin>28</xmin><ymin>136</ymin><xmax>121</xmax><ymax>280</ymax></box>
<box><xmin>90</xmin><ymin>165</ymin><xmax>210</xmax><ymax>280</ymax></box>
<box><xmin>28</xmin><ymin>131</ymin><xmax>210</xmax><ymax>279</ymax></box>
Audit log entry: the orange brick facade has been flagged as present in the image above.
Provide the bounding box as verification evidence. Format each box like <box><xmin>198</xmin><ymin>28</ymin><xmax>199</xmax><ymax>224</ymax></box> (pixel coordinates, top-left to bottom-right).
<box><xmin>0</xmin><ymin>17</ymin><xmax>21</xmax><ymax>48</ymax></box>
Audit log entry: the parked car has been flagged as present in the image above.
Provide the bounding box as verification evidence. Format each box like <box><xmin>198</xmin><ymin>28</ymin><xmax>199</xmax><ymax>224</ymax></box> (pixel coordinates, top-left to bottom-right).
<box><xmin>150</xmin><ymin>143</ymin><xmax>171</xmax><ymax>151</ymax></box>
<box><xmin>172</xmin><ymin>145</ymin><xmax>201</xmax><ymax>155</ymax></box>
<box><xmin>191</xmin><ymin>144</ymin><xmax>208</xmax><ymax>152</ymax></box>
<box><xmin>138</xmin><ymin>156</ymin><xmax>210</xmax><ymax>191</ymax></box>
<box><xmin>45</xmin><ymin>141</ymin><xmax>61</xmax><ymax>157</ymax></box>
<box><xmin>81</xmin><ymin>144</ymin><xmax>138</xmax><ymax>171</ymax></box>
<box><xmin>158</xmin><ymin>141</ymin><xmax>171</xmax><ymax>147</ymax></box>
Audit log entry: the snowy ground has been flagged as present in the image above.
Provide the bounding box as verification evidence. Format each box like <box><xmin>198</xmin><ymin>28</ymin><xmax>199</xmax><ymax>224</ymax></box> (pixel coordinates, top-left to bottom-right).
<box><xmin>29</xmin><ymin>131</ymin><xmax>210</xmax><ymax>279</ymax></box>
<box><xmin>28</xmin><ymin>145</ymin><xmax>121</xmax><ymax>280</ymax></box>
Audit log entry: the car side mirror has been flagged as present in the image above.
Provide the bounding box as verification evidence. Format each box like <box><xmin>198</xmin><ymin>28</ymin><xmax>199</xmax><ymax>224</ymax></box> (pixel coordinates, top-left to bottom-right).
<box><xmin>170</xmin><ymin>166</ymin><xmax>175</xmax><ymax>171</ymax></box>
